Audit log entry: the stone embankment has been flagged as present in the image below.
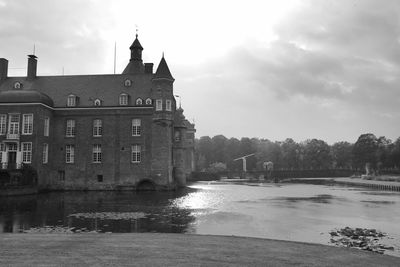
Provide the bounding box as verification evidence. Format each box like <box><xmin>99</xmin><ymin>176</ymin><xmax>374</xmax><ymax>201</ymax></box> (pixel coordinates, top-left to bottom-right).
<box><xmin>333</xmin><ymin>177</ymin><xmax>400</xmax><ymax>192</ymax></box>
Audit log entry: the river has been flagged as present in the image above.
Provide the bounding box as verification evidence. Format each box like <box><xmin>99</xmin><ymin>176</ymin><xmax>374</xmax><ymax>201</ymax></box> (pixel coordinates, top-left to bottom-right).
<box><xmin>1</xmin><ymin>182</ymin><xmax>399</xmax><ymax>256</ymax></box>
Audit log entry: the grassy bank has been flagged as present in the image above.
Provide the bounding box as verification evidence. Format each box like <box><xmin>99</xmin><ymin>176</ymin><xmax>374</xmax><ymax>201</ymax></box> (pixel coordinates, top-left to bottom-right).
<box><xmin>0</xmin><ymin>233</ymin><xmax>399</xmax><ymax>266</ymax></box>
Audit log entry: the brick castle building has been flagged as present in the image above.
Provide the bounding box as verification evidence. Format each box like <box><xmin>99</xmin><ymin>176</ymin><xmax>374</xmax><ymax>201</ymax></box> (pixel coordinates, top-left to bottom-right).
<box><xmin>0</xmin><ymin>34</ymin><xmax>195</xmax><ymax>190</ymax></box>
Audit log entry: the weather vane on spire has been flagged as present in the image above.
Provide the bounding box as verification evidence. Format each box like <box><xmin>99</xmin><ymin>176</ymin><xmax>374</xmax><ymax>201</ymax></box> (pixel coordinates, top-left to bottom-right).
<box><xmin>135</xmin><ymin>24</ymin><xmax>138</xmax><ymax>38</ymax></box>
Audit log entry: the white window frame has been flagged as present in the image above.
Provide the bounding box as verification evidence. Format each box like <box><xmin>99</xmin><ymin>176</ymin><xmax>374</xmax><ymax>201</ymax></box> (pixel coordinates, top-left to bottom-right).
<box><xmin>166</xmin><ymin>100</ymin><xmax>172</xmax><ymax>111</ymax></box>
<box><xmin>136</xmin><ymin>98</ymin><xmax>143</xmax><ymax>105</ymax></box>
<box><xmin>119</xmin><ymin>94</ymin><xmax>128</xmax><ymax>106</ymax></box>
<box><xmin>8</xmin><ymin>114</ymin><xmax>20</xmax><ymax>135</ymax></box>
<box><xmin>131</xmin><ymin>144</ymin><xmax>141</xmax><ymax>163</ymax></box>
<box><xmin>0</xmin><ymin>143</ymin><xmax>5</xmax><ymax>163</ymax></box>
<box><xmin>145</xmin><ymin>98</ymin><xmax>152</xmax><ymax>105</ymax></box>
<box><xmin>156</xmin><ymin>99</ymin><xmax>162</xmax><ymax>111</ymax></box>
<box><xmin>42</xmin><ymin>143</ymin><xmax>48</xmax><ymax>164</ymax></box>
<box><xmin>92</xmin><ymin>144</ymin><xmax>102</xmax><ymax>163</ymax></box>
<box><xmin>0</xmin><ymin>114</ymin><xmax>6</xmax><ymax>135</ymax></box>
<box><xmin>67</xmin><ymin>95</ymin><xmax>77</xmax><ymax>107</ymax></box>
<box><xmin>65</xmin><ymin>144</ymin><xmax>75</xmax><ymax>164</ymax></box>
<box><xmin>132</xmin><ymin>119</ymin><xmax>141</xmax><ymax>136</ymax></box>
<box><xmin>66</xmin><ymin>119</ymin><xmax>76</xmax><ymax>137</ymax></box>
<box><xmin>22</xmin><ymin>114</ymin><xmax>33</xmax><ymax>135</ymax></box>
<box><xmin>22</xmin><ymin>142</ymin><xmax>32</xmax><ymax>164</ymax></box>
<box><xmin>93</xmin><ymin>119</ymin><xmax>102</xmax><ymax>137</ymax></box>
<box><xmin>44</xmin><ymin>117</ymin><xmax>50</xmax><ymax>136</ymax></box>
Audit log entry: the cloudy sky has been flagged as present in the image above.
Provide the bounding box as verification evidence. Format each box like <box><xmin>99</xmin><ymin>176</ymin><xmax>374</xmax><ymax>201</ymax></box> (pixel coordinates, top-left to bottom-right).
<box><xmin>0</xmin><ymin>0</ymin><xmax>399</xmax><ymax>144</ymax></box>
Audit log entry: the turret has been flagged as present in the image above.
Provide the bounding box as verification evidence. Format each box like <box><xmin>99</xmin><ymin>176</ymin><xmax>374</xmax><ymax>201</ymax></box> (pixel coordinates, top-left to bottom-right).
<box><xmin>122</xmin><ymin>33</ymin><xmax>145</xmax><ymax>74</ymax></box>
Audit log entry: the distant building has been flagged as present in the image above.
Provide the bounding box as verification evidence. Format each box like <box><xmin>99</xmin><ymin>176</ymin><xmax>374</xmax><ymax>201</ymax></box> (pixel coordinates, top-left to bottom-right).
<box><xmin>0</xmin><ymin>34</ymin><xmax>195</xmax><ymax>190</ymax></box>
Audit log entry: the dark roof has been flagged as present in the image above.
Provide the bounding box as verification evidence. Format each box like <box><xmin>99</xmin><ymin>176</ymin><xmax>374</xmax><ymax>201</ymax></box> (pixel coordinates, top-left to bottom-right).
<box><xmin>154</xmin><ymin>57</ymin><xmax>174</xmax><ymax>80</ymax></box>
<box><xmin>130</xmin><ymin>36</ymin><xmax>143</xmax><ymax>50</ymax></box>
<box><xmin>0</xmin><ymin>73</ymin><xmax>153</xmax><ymax>107</ymax></box>
<box><xmin>0</xmin><ymin>89</ymin><xmax>54</xmax><ymax>107</ymax></box>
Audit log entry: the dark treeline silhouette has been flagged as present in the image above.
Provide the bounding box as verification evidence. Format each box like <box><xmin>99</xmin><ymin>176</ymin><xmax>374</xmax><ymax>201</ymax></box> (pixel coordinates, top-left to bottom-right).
<box><xmin>195</xmin><ymin>133</ymin><xmax>400</xmax><ymax>174</ymax></box>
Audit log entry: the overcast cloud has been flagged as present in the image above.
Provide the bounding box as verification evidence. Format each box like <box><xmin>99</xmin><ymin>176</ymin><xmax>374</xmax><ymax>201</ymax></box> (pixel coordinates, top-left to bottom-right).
<box><xmin>0</xmin><ymin>0</ymin><xmax>399</xmax><ymax>143</ymax></box>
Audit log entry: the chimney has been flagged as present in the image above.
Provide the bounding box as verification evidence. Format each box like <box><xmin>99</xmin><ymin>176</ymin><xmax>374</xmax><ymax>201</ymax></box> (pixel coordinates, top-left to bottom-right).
<box><xmin>144</xmin><ymin>63</ymin><xmax>153</xmax><ymax>74</ymax></box>
<box><xmin>0</xmin><ymin>58</ymin><xmax>8</xmax><ymax>82</ymax></box>
<box><xmin>27</xmin><ymin>55</ymin><xmax>37</xmax><ymax>80</ymax></box>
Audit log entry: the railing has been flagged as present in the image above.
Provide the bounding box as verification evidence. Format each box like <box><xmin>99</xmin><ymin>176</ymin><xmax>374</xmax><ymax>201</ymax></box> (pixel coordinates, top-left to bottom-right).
<box><xmin>6</xmin><ymin>133</ymin><xmax>20</xmax><ymax>140</ymax></box>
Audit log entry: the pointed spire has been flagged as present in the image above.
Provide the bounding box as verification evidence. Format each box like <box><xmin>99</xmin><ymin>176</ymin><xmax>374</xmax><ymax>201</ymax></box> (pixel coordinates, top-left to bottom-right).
<box><xmin>123</xmin><ymin>32</ymin><xmax>145</xmax><ymax>74</ymax></box>
<box><xmin>130</xmin><ymin>34</ymin><xmax>143</xmax><ymax>50</ymax></box>
<box><xmin>154</xmin><ymin>55</ymin><xmax>174</xmax><ymax>81</ymax></box>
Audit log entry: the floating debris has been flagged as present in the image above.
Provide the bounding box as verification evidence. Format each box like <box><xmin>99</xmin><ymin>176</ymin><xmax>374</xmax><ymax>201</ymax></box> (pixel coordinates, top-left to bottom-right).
<box><xmin>68</xmin><ymin>212</ymin><xmax>147</xmax><ymax>220</ymax></box>
<box><xmin>329</xmin><ymin>227</ymin><xmax>394</xmax><ymax>254</ymax></box>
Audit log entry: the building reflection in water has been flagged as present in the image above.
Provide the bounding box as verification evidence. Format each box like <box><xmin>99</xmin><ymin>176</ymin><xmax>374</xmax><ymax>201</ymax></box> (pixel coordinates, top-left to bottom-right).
<box><xmin>0</xmin><ymin>187</ymin><xmax>197</xmax><ymax>233</ymax></box>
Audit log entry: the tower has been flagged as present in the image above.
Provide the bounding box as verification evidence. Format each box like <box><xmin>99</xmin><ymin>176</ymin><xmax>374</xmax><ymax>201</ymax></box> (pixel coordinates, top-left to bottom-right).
<box><xmin>122</xmin><ymin>33</ymin><xmax>145</xmax><ymax>74</ymax></box>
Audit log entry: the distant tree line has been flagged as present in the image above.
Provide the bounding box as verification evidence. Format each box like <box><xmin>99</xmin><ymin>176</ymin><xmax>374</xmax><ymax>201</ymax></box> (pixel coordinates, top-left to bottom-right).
<box><xmin>195</xmin><ymin>133</ymin><xmax>400</xmax><ymax>174</ymax></box>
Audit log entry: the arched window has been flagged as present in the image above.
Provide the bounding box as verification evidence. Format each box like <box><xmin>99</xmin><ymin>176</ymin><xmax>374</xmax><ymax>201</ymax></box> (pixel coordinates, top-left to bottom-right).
<box><xmin>67</xmin><ymin>94</ymin><xmax>77</xmax><ymax>107</ymax></box>
<box><xmin>124</xmin><ymin>79</ymin><xmax>132</xmax><ymax>87</ymax></box>
<box><xmin>145</xmin><ymin>98</ymin><xmax>152</xmax><ymax>105</ymax></box>
<box><xmin>119</xmin><ymin>93</ymin><xmax>128</xmax><ymax>106</ymax></box>
<box><xmin>94</xmin><ymin>99</ymin><xmax>102</xmax><ymax>106</ymax></box>
<box><xmin>136</xmin><ymin>98</ymin><xmax>143</xmax><ymax>105</ymax></box>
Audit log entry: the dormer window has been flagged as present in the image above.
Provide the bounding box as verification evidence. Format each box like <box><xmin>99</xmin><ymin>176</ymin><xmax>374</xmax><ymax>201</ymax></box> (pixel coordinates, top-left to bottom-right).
<box><xmin>124</xmin><ymin>79</ymin><xmax>132</xmax><ymax>87</ymax></box>
<box><xmin>13</xmin><ymin>82</ymin><xmax>22</xmax><ymax>89</ymax></box>
<box><xmin>67</xmin><ymin>95</ymin><xmax>77</xmax><ymax>107</ymax></box>
<box><xmin>94</xmin><ymin>99</ymin><xmax>102</xmax><ymax>106</ymax></box>
<box><xmin>145</xmin><ymin>98</ymin><xmax>152</xmax><ymax>105</ymax></box>
<box><xmin>119</xmin><ymin>93</ymin><xmax>128</xmax><ymax>106</ymax></box>
<box><xmin>136</xmin><ymin>98</ymin><xmax>143</xmax><ymax>105</ymax></box>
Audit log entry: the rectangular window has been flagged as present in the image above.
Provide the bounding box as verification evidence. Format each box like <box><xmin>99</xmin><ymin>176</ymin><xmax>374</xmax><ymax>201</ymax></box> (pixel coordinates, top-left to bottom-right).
<box><xmin>65</xmin><ymin>144</ymin><xmax>75</xmax><ymax>163</ymax></box>
<box><xmin>22</xmin><ymin>114</ymin><xmax>33</xmax><ymax>135</ymax></box>
<box><xmin>42</xmin><ymin>143</ymin><xmax>48</xmax><ymax>164</ymax></box>
<box><xmin>156</xmin><ymin>99</ymin><xmax>163</xmax><ymax>111</ymax></box>
<box><xmin>0</xmin><ymin>143</ymin><xmax>5</xmax><ymax>164</ymax></box>
<box><xmin>132</xmin><ymin>119</ymin><xmax>141</xmax><ymax>136</ymax></box>
<box><xmin>44</xmin><ymin>117</ymin><xmax>49</xmax><ymax>136</ymax></box>
<box><xmin>8</xmin><ymin>114</ymin><xmax>20</xmax><ymax>135</ymax></box>
<box><xmin>166</xmin><ymin>100</ymin><xmax>172</xmax><ymax>111</ymax></box>
<box><xmin>97</xmin><ymin>175</ymin><xmax>103</xmax><ymax>182</ymax></box>
<box><xmin>67</xmin><ymin>95</ymin><xmax>76</xmax><ymax>107</ymax></box>
<box><xmin>0</xmin><ymin>114</ymin><xmax>6</xmax><ymax>135</ymax></box>
<box><xmin>22</xmin><ymin>142</ymin><xmax>32</xmax><ymax>163</ymax></box>
<box><xmin>66</xmin><ymin>119</ymin><xmax>76</xmax><ymax>137</ymax></box>
<box><xmin>131</xmin><ymin>144</ymin><xmax>141</xmax><ymax>163</ymax></box>
<box><xmin>92</xmin><ymin>144</ymin><xmax>102</xmax><ymax>163</ymax></box>
<box><xmin>119</xmin><ymin>94</ymin><xmax>128</xmax><ymax>105</ymax></box>
<box><xmin>93</xmin><ymin>119</ymin><xmax>102</xmax><ymax>137</ymax></box>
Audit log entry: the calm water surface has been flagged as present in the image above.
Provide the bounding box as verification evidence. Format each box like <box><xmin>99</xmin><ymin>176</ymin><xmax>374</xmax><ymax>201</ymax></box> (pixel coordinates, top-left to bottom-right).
<box><xmin>1</xmin><ymin>182</ymin><xmax>400</xmax><ymax>256</ymax></box>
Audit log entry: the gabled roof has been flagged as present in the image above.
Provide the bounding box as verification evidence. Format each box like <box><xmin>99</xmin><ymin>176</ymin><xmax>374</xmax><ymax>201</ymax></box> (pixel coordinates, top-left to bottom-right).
<box><xmin>154</xmin><ymin>56</ymin><xmax>174</xmax><ymax>80</ymax></box>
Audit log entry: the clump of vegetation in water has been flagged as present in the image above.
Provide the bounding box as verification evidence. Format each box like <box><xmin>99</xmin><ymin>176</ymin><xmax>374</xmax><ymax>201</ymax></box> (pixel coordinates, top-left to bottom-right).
<box><xmin>329</xmin><ymin>227</ymin><xmax>394</xmax><ymax>254</ymax></box>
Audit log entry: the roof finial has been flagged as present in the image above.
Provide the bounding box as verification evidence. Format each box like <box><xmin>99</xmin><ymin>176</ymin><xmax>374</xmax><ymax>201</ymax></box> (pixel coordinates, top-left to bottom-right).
<box><xmin>162</xmin><ymin>51</ymin><xmax>164</xmax><ymax>58</ymax></box>
<box><xmin>135</xmin><ymin>25</ymin><xmax>138</xmax><ymax>38</ymax></box>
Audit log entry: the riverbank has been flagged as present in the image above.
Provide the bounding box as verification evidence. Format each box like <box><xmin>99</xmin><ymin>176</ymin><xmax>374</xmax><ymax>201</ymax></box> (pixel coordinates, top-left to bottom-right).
<box><xmin>333</xmin><ymin>177</ymin><xmax>400</xmax><ymax>191</ymax></box>
<box><xmin>0</xmin><ymin>233</ymin><xmax>399</xmax><ymax>266</ymax></box>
